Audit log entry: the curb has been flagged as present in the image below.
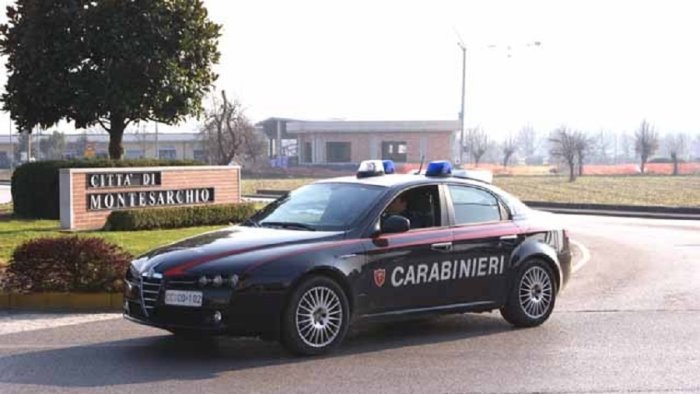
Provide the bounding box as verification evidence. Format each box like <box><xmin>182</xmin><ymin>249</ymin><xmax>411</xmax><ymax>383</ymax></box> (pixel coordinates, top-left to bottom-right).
<box><xmin>529</xmin><ymin>206</ymin><xmax>700</xmax><ymax>220</ymax></box>
<box><xmin>0</xmin><ymin>292</ymin><xmax>123</xmax><ymax>311</ymax></box>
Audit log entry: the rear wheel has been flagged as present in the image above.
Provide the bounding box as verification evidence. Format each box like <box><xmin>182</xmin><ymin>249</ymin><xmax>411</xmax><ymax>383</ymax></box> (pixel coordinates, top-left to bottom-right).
<box><xmin>500</xmin><ymin>259</ymin><xmax>556</xmax><ymax>327</ymax></box>
<box><xmin>281</xmin><ymin>276</ymin><xmax>350</xmax><ymax>356</ymax></box>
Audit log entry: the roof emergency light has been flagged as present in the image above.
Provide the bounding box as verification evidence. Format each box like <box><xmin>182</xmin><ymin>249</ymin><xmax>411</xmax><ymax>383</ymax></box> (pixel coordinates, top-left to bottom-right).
<box><xmin>357</xmin><ymin>160</ymin><xmax>388</xmax><ymax>178</ymax></box>
<box><xmin>425</xmin><ymin>160</ymin><xmax>452</xmax><ymax>177</ymax></box>
<box><xmin>382</xmin><ymin>160</ymin><xmax>396</xmax><ymax>174</ymax></box>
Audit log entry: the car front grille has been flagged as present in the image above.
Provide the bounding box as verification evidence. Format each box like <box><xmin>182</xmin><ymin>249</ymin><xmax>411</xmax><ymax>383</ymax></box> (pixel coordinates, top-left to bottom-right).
<box><xmin>166</xmin><ymin>277</ymin><xmax>198</xmax><ymax>289</ymax></box>
<box><xmin>140</xmin><ymin>274</ymin><xmax>162</xmax><ymax>316</ymax></box>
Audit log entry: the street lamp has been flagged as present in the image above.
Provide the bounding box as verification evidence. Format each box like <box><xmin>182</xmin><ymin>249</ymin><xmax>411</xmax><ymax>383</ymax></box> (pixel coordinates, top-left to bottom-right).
<box><xmin>457</xmin><ymin>39</ymin><xmax>467</xmax><ymax>166</ymax></box>
<box><xmin>457</xmin><ymin>40</ymin><xmax>541</xmax><ymax>165</ymax></box>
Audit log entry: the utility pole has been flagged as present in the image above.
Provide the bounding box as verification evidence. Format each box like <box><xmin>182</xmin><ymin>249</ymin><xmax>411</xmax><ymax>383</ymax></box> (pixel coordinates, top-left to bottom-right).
<box><xmin>36</xmin><ymin>127</ymin><xmax>41</xmax><ymax>161</ymax></box>
<box><xmin>155</xmin><ymin>122</ymin><xmax>159</xmax><ymax>159</ymax></box>
<box><xmin>458</xmin><ymin>41</ymin><xmax>467</xmax><ymax>166</ymax></box>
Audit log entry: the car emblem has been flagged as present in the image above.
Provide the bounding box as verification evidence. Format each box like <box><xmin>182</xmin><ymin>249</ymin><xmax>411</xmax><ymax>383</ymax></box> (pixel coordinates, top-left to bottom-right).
<box><xmin>374</xmin><ymin>269</ymin><xmax>386</xmax><ymax>287</ymax></box>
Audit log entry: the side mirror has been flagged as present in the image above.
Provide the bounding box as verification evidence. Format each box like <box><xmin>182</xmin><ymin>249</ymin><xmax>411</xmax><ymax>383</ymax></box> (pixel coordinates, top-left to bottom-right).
<box><xmin>381</xmin><ymin>215</ymin><xmax>410</xmax><ymax>234</ymax></box>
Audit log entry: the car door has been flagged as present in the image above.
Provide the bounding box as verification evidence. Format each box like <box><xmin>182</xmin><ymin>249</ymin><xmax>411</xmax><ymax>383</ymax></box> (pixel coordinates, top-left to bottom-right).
<box><xmin>443</xmin><ymin>183</ymin><xmax>522</xmax><ymax>305</ymax></box>
<box><xmin>358</xmin><ymin>184</ymin><xmax>454</xmax><ymax>316</ymax></box>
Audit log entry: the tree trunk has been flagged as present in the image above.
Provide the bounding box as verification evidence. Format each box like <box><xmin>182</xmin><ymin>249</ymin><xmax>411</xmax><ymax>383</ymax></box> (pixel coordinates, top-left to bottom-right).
<box><xmin>108</xmin><ymin>115</ymin><xmax>126</xmax><ymax>160</ymax></box>
<box><xmin>568</xmin><ymin>160</ymin><xmax>576</xmax><ymax>182</ymax></box>
<box><xmin>672</xmin><ymin>154</ymin><xmax>678</xmax><ymax>176</ymax></box>
<box><xmin>640</xmin><ymin>157</ymin><xmax>646</xmax><ymax>174</ymax></box>
<box><xmin>578</xmin><ymin>156</ymin><xmax>584</xmax><ymax>176</ymax></box>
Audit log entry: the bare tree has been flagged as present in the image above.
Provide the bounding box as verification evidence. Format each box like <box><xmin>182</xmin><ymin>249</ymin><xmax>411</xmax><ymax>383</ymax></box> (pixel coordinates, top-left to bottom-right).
<box><xmin>240</xmin><ymin>127</ymin><xmax>268</xmax><ymax>167</ymax></box>
<box><xmin>517</xmin><ymin>125</ymin><xmax>538</xmax><ymax>160</ymax></box>
<box><xmin>664</xmin><ymin>133</ymin><xmax>687</xmax><ymax>176</ymax></box>
<box><xmin>635</xmin><ymin>120</ymin><xmax>659</xmax><ymax>174</ymax></box>
<box><xmin>618</xmin><ymin>132</ymin><xmax>634</xmax><ymax>163</ymax></box>
<box><xmin>41</xmin><ymin>130</ymin><xmax>66</xmax><ymax>160</ymax></box>
<box><xmin>501</xmin><ymin>133</ymin><xmax>518</xmax><ymax>168</ymax></box>
<box><xmin>549</xmin><ymin>126</ymin><xmax>578</xmax><ymax>182</ymax></box>
<box><xmin>467</xmin><ymin>127</ymin><xmax>490</xmax><ymax>166</ymax></box>
<box><xmin>200</xmin><ymin>91</ymin><xmax>254</xmax><ymax>165</ymax></box>
<box><xmin>574</xmin><ymin>131</ymin><xmax>593</xmax><ymax>176</ymax></box>
<box><xmin>594</xmin><ymin>130</ymin><xmax>616</xmax><ymax>164</ymax></box>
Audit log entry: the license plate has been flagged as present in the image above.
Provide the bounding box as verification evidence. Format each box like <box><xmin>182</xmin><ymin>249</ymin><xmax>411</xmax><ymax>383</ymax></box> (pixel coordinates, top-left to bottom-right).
<box><xmin>164</xmin><ymin>290</ymin><xmax>203</xmax><ymax>307</ymax></box>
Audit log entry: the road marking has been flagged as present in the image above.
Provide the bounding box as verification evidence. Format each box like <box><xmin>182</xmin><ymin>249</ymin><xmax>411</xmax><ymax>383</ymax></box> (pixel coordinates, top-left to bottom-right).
<box><xmin>0</xmin><ymin>313</ymin><xmax>120</xmax><ymax>336</ymax></box>
<box><xmin>570</xmin><ymin>239</ymin><xmax>590</xmax><ymax>275</ymax></box>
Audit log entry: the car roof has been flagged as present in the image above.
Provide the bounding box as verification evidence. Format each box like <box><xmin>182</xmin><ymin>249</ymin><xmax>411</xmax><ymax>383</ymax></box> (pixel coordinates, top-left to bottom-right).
<box><xmin>314</xmin><ymin>173</ymin><xmax>497</xmax><ymax>191</ymax></box>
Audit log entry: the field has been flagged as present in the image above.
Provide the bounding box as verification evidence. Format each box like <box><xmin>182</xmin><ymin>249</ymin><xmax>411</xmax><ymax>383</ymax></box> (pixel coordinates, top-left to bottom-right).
<box><xmin>242</xmin><ymin>174</ymin><xmax>700</xmax><ymax>208</ymax></box>
<box><xmin>0</xmin><ymin>203</ymin><xmax>224</xmax><ymax>266</ymax></box>
<box><xmin>494</xmin><ymin>175</ymin><xmax>700</xmax><ymax>207</ymax></box>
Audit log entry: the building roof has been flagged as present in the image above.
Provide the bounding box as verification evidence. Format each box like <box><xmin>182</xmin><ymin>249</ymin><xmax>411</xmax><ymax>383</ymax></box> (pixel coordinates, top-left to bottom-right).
<box><xmin>286</xmin><ymin>120</ymin><xmax>460</xmax><ymax>134</ymax></box>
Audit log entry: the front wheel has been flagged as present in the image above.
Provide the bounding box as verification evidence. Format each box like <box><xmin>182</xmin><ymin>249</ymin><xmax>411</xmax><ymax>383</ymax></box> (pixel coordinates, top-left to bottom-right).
<box><xmin>281</xmin><ymin>276</ymin><xmax>350</xmax><ymax>356</ymax></box>
<box><xmin>500</xmin><ymin>259</ymin><xmax>556</xmax><ymax>327</ymax></box>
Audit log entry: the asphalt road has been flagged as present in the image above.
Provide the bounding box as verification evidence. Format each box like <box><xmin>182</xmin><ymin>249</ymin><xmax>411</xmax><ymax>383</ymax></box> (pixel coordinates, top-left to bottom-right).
<box><xmin>1</xmin><ymin>214</ymin><xmax>699</xmax><ymax>393</ymax></box>
<box><xmin>0</xmin><ymin>185</ymin><xmax>10</xmax><ymax>204</ymax></box>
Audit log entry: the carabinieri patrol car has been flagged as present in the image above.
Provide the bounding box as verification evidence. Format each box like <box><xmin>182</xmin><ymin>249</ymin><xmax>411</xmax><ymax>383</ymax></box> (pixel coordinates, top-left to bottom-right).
<box><xmin>124</xmin><ymin>160</ymin><xmax>572</xmax><ymax>355</ymax></box>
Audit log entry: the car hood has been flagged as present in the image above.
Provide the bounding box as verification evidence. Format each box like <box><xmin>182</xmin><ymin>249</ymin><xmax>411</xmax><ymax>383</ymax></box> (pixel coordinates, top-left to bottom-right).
<box><xmin>130</xmin><ymin>225</ymin><xmax>344</xmax><ymax>277</ymax></box>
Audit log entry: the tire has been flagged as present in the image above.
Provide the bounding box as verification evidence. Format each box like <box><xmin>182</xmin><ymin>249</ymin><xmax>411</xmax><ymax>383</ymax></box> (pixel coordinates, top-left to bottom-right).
<box><xmin>500</xmin><ymin>259</ymin><xmax>557</xmax><ymax>327</ymax></box>
<box><xmin>281</xmin><ymin>275</ymin><xmax>350</xmax><ymax>356</ymax></box>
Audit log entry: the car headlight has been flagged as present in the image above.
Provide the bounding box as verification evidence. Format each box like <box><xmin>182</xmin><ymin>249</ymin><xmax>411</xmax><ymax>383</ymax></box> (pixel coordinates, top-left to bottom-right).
<box><xmin>128</xmin><ymin>263</ymin><xmax>139</xmax><ymax>280</ymax></box>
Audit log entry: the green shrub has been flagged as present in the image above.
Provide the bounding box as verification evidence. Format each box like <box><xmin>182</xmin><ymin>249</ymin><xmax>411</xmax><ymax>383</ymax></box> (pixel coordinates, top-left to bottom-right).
<box><xmin>11</xmin><ymin>159</ymin><xmax>200</xmax><ymax>219</ymax></box>
<box><xmin>104</xmin><ymin>203</ymin><xmax>258</xmax><ymax>231</ymax></box>
<box><xmin>2</xmin><ymin>236</ymin><xmax>132</xmax><ymax>293</ymax></box>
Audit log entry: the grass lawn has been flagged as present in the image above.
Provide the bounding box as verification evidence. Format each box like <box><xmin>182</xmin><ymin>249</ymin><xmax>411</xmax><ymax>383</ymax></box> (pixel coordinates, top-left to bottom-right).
<box><xmin>242</xmin><ymin>175</ymin><xmax>700</xmax><ymax>208</ymax></box>
<box><xmin>0</xmin><ymin>203</ymin><xmax>225</xmax><ymax>266</ymax></box>
<box><xmin>494</xmin><ymin>175</ymin><xmax>700</xmax><ymax>207</ymax></box>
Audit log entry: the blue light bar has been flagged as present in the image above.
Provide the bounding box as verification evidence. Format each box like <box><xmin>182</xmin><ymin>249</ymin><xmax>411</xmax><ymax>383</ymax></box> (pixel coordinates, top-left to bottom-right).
<box><xmin>425</xmin><ymin>160</ymin><xmax>452</xmax><ymax>177</ymax></box>
<box><xmin>382</xmin><ymin>160</ymin><xmax>396</xmax><ymax>174</ymax></box>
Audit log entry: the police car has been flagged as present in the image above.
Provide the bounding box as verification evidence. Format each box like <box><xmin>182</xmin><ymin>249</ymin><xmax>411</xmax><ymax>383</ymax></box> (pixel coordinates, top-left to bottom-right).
<box><xmin>124</xmin><ymin>160</ymin><xmax>572</xmax><ymax>355</ymax></box>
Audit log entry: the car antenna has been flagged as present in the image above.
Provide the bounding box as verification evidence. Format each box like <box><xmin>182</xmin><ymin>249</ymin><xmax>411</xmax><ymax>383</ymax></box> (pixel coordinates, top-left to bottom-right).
<box><xmin>416</xmin><ymin>155</ymin><xmax>425</xmax><ymax>175</ymax></box>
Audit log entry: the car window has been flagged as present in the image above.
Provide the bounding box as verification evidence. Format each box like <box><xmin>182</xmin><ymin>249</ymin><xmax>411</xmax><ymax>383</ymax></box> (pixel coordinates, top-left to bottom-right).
<box><xmin>448</xmin><ymin>185</ymin><xmax>502</xmax><ymax>225</ymax></box>
<box><xmin>254</xmin><ymin>183</ymin><xmax>385</xmax><ymax>231</ymax></box>
<box><xmin>381</xmin><ymin>185</ymin><xmax>441</xmax><ymax>230</ymax></box>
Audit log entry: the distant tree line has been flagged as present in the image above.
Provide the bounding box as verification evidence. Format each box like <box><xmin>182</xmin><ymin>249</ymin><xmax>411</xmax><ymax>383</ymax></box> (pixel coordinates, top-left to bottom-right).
<box><xmin>463</xmin><ymin>120</ymin><xmax>698</xmax><ymax>182</ymax></box>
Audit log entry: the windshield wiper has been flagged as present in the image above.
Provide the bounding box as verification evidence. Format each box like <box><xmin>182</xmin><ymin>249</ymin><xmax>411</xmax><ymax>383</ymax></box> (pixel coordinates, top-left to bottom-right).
<box><xmin>241</xmin><ymin>218</ymin><xmax>260</xmax><ymax>227</ymax></box>
<box><xmin>259</xmin><ymin>221</ymin><xmax>317</xmax><ymax>231</ymax></box>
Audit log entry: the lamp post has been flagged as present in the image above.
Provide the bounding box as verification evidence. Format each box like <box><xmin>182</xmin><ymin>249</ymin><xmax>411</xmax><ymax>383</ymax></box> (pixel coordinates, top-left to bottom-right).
<box><xmin>458</xmin><ymin>41</ymin><xmax>467</xmax><ymax>166</ymax></box>
<box><xmin>457</xmin><ymin>40</ymin><xmax>541</xmax><ymax>165</ymax></box>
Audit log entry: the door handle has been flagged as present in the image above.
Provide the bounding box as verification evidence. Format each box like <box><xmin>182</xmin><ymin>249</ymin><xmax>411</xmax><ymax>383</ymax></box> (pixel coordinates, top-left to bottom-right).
<box><xmin>499</xmin><ymin>235</ymin><xmax>518</xmax><ymax>240</ymax></box>
<box><xmin>431</xmin><ymin>242</ymin><xmax>453</xmax><ymax>252</ymax></box>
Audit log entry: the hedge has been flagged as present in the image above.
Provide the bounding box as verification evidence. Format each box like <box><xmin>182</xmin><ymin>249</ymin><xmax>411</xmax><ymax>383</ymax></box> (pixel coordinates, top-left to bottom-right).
<box><xmin>2</xmin><ymin>236</ymin><xmax>132</xmax><ymax>293</ymax></box>
<box><xmin>104</xmin><ymin>203</ymin><xmax>258</xmax><ymax>231</ymax></box>
<box><xmin>11</xmin><ymin>159</ymin><xmax>200</xmax><ymax>219</ymax></box>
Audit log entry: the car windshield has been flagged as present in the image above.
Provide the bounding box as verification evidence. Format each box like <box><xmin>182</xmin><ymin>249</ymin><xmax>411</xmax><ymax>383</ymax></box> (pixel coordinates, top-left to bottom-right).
<box><xmin>250</xmin><ymin>183</ymin><xmax>385</xmax><ymax>231</ymax></box>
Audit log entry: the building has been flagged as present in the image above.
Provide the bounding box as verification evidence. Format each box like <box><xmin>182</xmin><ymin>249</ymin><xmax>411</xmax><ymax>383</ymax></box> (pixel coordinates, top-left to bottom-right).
<box><xmin>257</xmin><ymin>119</ymin><xmax>461</xmax><ymax>166</ymax></box>
<box><xmin>0</xmin><ymin>132</ymin><xmax>207</xmax><ymax>168</ymax></box>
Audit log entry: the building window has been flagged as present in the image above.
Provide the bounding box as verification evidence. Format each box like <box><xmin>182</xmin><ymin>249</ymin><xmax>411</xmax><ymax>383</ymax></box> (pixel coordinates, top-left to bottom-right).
<box><xmin>193</xmin><ymin>150</ymin><xmax>208</xmax><ymax>163</ymax></box>
<box><xmin>303</xmin><ymin>142</ymin><xmax>312</xmax><ymax>163</ymax></box>
<box><xmin>125</xmin><ymin>149</ymin><xmax>145</xmax><ymax>159</ymax></box>
<box><xmin>382</xmin><ymin>141</ymin><xmax>407</xmax><ymax>162</ymax></box>
<box><xmin>326</xmin><ymin>142</ymin><xmax>351</xmax><ymax>163</ymax></box>
<box><xmin>0</xmin><ymin>152</ymin><xmax>8</xmax><ymax>169</ymax></box>
<box><xmin>159</xmin><ymin>149</ymin><xmax>177</xmax><ymax>160</ymax></box>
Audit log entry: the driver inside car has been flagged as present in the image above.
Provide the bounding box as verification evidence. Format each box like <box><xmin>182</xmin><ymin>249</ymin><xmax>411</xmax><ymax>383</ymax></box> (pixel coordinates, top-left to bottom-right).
<box><xmin>382</xmin><ymin>193</ymin><xmax>426</xmax><ymax>229</ymax></box>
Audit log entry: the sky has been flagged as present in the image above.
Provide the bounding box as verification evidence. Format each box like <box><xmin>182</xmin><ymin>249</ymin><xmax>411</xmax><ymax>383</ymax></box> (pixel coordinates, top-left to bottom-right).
<box><xmin>1</xmin><ymin>0</ymin><xmax>699</xmax><ymax>140</ymax></box>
